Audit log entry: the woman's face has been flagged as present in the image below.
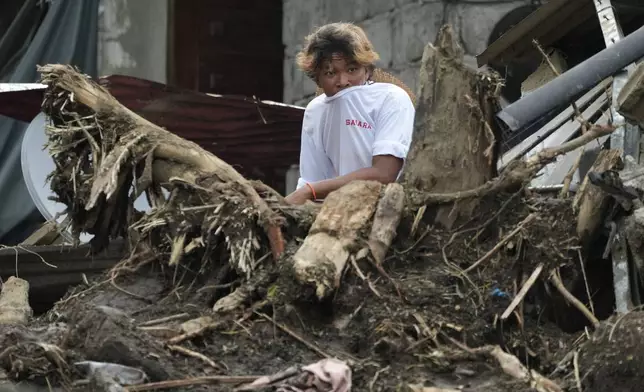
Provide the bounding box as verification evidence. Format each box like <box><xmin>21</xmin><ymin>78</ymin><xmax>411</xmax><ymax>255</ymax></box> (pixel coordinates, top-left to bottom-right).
<box><xmin>317</xmin><ymin>53</ymin><xmax>370</xmax><ymax>97</ymax></box>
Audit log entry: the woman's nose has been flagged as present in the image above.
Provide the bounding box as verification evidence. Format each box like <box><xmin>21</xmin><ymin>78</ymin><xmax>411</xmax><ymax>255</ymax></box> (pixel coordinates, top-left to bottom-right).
<box><xmin>337</xmin><ymin>73</ymin><xmax>350</xmax><ymax>87</ymax></box>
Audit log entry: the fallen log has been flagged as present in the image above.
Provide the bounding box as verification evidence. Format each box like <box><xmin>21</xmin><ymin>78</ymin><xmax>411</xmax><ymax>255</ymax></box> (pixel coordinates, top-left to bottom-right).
<box><xmin>293</xmin><ymin>181</ymin><xmax>382</xmax><ymax>300</ymax></box>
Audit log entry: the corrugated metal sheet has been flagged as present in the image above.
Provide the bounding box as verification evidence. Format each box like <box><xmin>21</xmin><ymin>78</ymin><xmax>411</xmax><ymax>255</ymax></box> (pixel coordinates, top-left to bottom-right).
<box><xmin>0</xmin><ymin>83</ymin><xmax>47</xmax><ymax>122</ymax></box>
<box><xmin>0</xmin><ymin>75</ymin><xmax>305</xmax><ymax>188</ymax></box>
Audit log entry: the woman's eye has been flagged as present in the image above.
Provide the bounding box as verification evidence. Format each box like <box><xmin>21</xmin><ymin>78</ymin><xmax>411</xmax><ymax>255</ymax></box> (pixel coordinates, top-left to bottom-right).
<box><xmin>348</xmin><ymin>67</ymin><xmax>357</xmax><ymax>73</ymax></box>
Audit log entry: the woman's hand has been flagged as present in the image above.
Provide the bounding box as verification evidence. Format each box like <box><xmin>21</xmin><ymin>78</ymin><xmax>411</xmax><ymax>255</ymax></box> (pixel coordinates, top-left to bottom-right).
<box><xmin>284</xmin><ymin>185</ymin><xmax>313</xmax><ymax>205</ymax></box>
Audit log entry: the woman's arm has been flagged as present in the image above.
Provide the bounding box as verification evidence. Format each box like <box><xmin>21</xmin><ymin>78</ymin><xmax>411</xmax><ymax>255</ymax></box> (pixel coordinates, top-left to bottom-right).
<box><xmin>288</xmin><ymin>155</ymin><xmax>402</xmax><ymax>203</ymax></box>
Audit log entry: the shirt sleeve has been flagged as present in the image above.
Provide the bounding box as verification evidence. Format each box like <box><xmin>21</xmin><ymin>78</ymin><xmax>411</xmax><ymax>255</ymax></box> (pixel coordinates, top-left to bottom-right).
<box><xmin>372</xmin><ymin>88</ymin><xmax>415</xmax><ymax>160</ymax></box>
<box><xmin>296</xmin><ymin>118</ymin><xmax>332</xmax><ymax>190</ymax></box>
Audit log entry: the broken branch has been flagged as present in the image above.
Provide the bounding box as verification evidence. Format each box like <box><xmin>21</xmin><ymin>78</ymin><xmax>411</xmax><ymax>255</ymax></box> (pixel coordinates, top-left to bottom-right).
<box><xmin>234</xmin><ymin>366</ymin><xmax>301</xmax><ymax>391</ymax></box>
<box><xmin>444</xmin><ymin>336</ymin><xmax>562</xmax><ymax>392</ymax></box>
<box><xmin>138</xmin><ymin>313</ymin><xmax>191</xmax><ymax>327</ymax></box>
<box><xmin>412</xmin><ymin>123</ymin><xmax>615</xmax><ymax>206</ymax></box>
<box><xmin>166</xmin><ymin>344</ymin><xmax>224</xmax><ymax>371</ymax></box>
<box><xmin>124</xmin><ymin>375</ymin><xmax>260</xmax><ymax>391</ymax></box>
<box><xmin>350</xmin><ymin>256</ymin><xmax>382</xmax><ymax>298</ymax></box>
<box><xmin>549</xmin><ymin>269</ymin><xmax>600</xmax><ymax>328</ymax></box>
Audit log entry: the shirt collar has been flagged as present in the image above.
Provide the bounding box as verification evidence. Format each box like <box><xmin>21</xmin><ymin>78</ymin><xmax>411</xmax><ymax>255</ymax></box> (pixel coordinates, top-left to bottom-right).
<box><xmin>322</xmin><ymin>84</ymin><xmax>368</xmax><ymax>103</ymax></box>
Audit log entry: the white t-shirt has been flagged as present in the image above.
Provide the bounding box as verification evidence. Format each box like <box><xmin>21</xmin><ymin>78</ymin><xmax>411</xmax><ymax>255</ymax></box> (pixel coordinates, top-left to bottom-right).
<box><xmin>296</xmin><ymin>82</ymin><xmax>415</xmax><ymax>189</ymax></box>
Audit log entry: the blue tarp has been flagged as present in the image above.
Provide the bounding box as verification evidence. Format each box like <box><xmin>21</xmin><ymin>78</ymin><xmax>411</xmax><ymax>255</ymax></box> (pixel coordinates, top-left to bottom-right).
<box><xmin>0</xmin><ymin>0</ymin><xmax>98</xmax><ymax>244</ymax></box>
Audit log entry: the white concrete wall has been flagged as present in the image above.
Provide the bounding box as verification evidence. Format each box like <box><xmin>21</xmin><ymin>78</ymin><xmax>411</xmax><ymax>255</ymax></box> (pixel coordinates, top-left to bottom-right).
<box><xmin>98</xmin><ymin>0</ymin><xmax>168</xmax><ymax>83</ymax></box>
<box><xmin>282</xmin><ymin>0</ymin><xmax>531</xmax><ymax>105</ymax></box>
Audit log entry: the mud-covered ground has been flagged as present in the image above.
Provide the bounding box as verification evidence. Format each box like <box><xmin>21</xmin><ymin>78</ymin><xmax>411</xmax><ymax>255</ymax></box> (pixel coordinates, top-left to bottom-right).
<box><xmin>0</xmin><ymin>191</ymin><xmax>630</xmax><ymax>391</ymax></box>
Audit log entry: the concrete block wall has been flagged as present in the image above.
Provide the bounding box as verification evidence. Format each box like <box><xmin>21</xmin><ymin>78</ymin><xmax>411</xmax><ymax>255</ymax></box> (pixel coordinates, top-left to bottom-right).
<box><xmin>282</xmin><ymin>0</ymin><xmax>531</xmax><ymax>106</ymax></box>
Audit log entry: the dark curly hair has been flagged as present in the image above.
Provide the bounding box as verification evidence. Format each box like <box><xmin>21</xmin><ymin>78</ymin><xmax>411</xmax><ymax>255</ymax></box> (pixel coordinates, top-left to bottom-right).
<box><xmin>295</xmin><ymin>22</ymin><xmax>380</xmax><ymax>82</ymax></box>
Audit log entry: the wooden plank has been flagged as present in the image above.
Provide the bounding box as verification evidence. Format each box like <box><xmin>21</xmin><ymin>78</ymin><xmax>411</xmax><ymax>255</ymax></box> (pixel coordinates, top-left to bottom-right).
<box><xmin>498</xmin><ymin>79</ymin><xmax>612</xmax><ymax>170</ymax></box>
<box><xmin>501</xmin><ymin>263</ymin><xmax>544</xmax><ymax>320</ymax></box>
<box><xmin>477</xmin><ymin>0</ymin><xmax>590</xmax><ymax>67</ymax></box>
<box><xmin>20</xmin><ymin>221</ymin><xmax>62</xmax><ymax>246</ymax></box>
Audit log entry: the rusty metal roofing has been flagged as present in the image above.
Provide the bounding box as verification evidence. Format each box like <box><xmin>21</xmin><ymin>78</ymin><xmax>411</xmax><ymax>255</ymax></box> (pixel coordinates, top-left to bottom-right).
<box><xmin>0</xmin><ymin>83</ymin><xmax>47</xmax><ymax>122</ymax></box>
<box><xmin>0</xmin><ymin>75</ymin><xmax>305</xmax><ymax>188</ymax></box>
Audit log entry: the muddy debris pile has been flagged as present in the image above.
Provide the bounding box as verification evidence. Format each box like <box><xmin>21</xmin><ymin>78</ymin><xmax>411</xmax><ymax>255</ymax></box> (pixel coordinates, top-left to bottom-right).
<box><xmin>2</xmin><ymin>192</ymin><xmax>589</xmax><ymax>392</ymax></box>
<box><xmin>2</xmin><ymin>25</ymin><xmax>643</xmax><ymax>392</ymax></box>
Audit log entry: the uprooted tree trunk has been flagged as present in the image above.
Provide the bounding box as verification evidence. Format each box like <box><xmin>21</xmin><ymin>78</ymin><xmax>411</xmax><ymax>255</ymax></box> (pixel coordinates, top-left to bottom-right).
<box><xmin>39</xmin><ymin>64</ymin><xmax>294</xmax><ymax>279</ymax></box>
<box><xmin>399</xmin><ymin>26</ymin><xmax>615</xmax><ymax>232</ymax></box>
<box><xmin>400</xmin><ymin>25</ymin><xmax>501</xmax><ymax>229</ymax></box>
<box><xmin>36</xmin><ymin>64</ymin><xmax>329</xmax><ymax>315</ymax></box>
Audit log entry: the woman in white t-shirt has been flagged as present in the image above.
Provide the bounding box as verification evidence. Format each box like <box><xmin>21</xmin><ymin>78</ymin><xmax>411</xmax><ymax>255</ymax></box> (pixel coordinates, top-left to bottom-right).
<box><xmin>284</xmin><ymin>22</ymin><xmax>416</xmax><ymax>205</ymax></box>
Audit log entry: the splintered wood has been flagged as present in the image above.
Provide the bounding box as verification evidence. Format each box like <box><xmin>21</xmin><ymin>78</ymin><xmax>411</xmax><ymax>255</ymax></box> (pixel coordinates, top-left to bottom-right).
<box><xmin>400</xmin><ymin>25</ymin><xmax>500</xmax><ymax>229</ymax></box>
<box><xmin>0</xmin><ymin>276</ymin><xmax>32</xmax><ymax>325</ymax></box>
<box><xmin>574</xmin><ymin>149</ymin><xmax>623</xmax><ymax>248</ymax></box>
<box><xmin>617</xmin><ymin>61</ymin><xmax>644</xmax><ymax>127</ymax></box>
<box><xmin>293</xmin><ymin>181</ymin><xmax>382</xmax><ymax>300</ymax></box>
<box><xmin>368</xmin><ymin>183</ymin><xmax>405</xmax><ymax>265</ymax></box>
<box><xmin>38</xmin><ymin>64</ymin><xmax>284</xmax><ymax>278</ymax></box>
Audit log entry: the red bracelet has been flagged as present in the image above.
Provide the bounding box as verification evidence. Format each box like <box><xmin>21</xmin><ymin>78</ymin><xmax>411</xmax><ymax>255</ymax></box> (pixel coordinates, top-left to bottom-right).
<box><xmin>305</xmin><ymin>182</ymin><xmax>317</xmax><ymax>200</ymax></box>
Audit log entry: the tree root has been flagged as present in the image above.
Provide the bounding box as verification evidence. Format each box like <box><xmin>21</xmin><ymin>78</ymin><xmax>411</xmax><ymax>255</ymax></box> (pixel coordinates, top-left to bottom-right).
<box><xmin>38</xmin><ymin>64</ymin><xmax>289</xmax><ymax>280</ymax></box>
